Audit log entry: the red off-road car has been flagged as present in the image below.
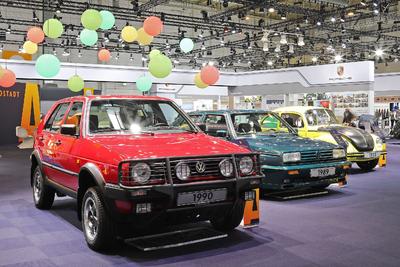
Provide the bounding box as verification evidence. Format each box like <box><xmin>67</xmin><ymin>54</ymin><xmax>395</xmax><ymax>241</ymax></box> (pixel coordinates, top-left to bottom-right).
<box><xmin>31</xmin><ymin>95</ymin><xmax>262</xmax><ymax>251</ymax></box>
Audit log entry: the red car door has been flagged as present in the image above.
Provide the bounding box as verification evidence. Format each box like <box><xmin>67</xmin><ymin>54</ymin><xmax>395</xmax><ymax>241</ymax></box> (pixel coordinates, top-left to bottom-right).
<box><xmin>41</xmin><ymin>102</ymin><xmax>71</xmax><ymax>186</ymax></box>
<box><xmin>51</xmin><ymin>101</ymin><xmax>84</xmax><ymax>191</ymax></box>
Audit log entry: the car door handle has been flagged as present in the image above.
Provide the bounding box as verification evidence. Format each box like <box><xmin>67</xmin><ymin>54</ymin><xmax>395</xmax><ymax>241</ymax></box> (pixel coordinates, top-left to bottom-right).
<box><xmin>55</xmin><ymin>140</ymin><xmax>62</xmax><ymax>146</ymax></box>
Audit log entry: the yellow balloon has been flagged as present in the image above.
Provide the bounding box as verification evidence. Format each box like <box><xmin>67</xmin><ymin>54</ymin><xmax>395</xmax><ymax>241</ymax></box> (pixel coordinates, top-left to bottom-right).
<box><xmin>0</xmin><ymin>65</ymin><xmax>4</xmax><ymax>79</ymax></box>
<box><xmin>23</xmin><ymin>41</ymin><xmax>38</xmax><ymax>54</ymax></box>
<box><xmin>137</xmin><ymin>27</ymin><xmax>153</xmax><ymax>46</ymax></box>
<box><xmin>121</xmin><ymin>26</ymin><xmax>138</xmax><ymax>43</ymax></box>
<box><xmin>194</xmin><ymin>73</ymin><xmax>208</xmax><ymax>89</ymax></box>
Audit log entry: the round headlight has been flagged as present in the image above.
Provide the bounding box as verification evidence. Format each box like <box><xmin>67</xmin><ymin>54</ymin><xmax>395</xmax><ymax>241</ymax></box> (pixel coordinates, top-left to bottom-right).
<box><xmin>376</xmin><ymin>137</ymin><xmax>383</xmax><ymax>145</ymax></box>
<box><xmin>175</xmin><ymin>162</ymin><xmax>191</xmax><ymax>180</ymax></box>
<box><xmin>332</xmin><ymin>148</ymin><xmax>346</xmax><ymax>159</ymax></box>
<box><xmin>239</xmin><ymin>156</ymin><xmax>254</xmax><ymax>175</ymax></box>
<box><xmin>131</xmin><ymin>163</ymin><xmax>151</xmax><ymax>184</ymax></box>
<box><xmin>219</xmin><ymin>159</ymin><xmax>234</xmax><ymax>177</ymax></box>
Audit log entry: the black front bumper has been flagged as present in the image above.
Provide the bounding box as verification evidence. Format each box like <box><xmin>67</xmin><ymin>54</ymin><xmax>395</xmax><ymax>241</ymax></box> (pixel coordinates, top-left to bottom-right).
<box><xmin>103</xmin><ymin>177</ymin><xmax>260</xmax><ymax>232</ymax></box>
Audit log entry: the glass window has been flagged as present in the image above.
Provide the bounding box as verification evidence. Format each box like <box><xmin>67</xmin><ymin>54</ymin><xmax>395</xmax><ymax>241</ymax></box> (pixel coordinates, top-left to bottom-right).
<box><xmin>231</xmin><ymin>113</ymin><xmax>265</xmax><ymax>134</ymax></box>
<box><xmin>189</xmin><ymin>114</ymin><xmax>203</xmax><ymax>123</ymax></box>
<box><xmin>305</xmin><ymin>109</ymin><xmax>338</xmax><ymax>126</ymax></box>
<box><xmin>281</xmin><ymin>113</ymin><xmax>304</xmax><ymax>128</ymax></box>
<box><xmin>204</xmin><ymin>115</ymin><xmax>228</xmax><ymax>137</ymax></box>
<box><xmin>44</xmin><ymin>102</ymin><xmax>70</xmax><ymax>132</ymax></box>
<box><xmin>88</xmin><ymin>99</ymin><xmax>194</xmax><ymax>134</ymax></box>
<box><xmin>64</xmin><ymin>102</ymin><xmax>83</xmax><ymax>135</ymax></box>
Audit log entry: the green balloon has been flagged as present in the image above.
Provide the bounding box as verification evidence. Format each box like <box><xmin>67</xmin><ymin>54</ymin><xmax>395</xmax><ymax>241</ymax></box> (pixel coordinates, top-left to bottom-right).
<box><xmin>35</xmin><ymin>54</ymin><xmax>60</xmax><ymax>78</ymax></box>
<box><xmin>81</xmin><ymin>9</ymin><xmax>102</xmax><ymax>30</ymax></box>
<box><xmin>136</xmin><ymin>76</ymin><xmax>153</xmax><ymax>92</ymax></box>
<box><xmin>80</xmin><ymin>29</ymin><xmax>98</xmax><ymax>46</ymax></box>
<box><xmin>68</xmin><ymin>75</ymin><xmax>84</xmax><ymax>92</ymax></box>
<box><xmin>148</xmin><ymin>54</ymin><xmax>173</xmax><ymax>78</ymax></box>
<box><xmin>43</xmin><ymin>19</ymin><xmax>63</xmax><ymax>39</ymax></box>
<box><xmin>100</xmin><ymin>10</ymin><xmax>115</xmax><ymax>30</ymax></box>
<box><xmin>149</xmin><ymin>49</ymin><xmax>161</xmax><ymax>60</ymax></box>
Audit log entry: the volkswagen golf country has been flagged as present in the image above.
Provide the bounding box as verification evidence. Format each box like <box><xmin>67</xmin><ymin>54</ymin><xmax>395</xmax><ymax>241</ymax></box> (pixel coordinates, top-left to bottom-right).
<box><xmin>30</xmin><ymin>95</ymin><xmax>262</xmax><ymax>251</ymax></box>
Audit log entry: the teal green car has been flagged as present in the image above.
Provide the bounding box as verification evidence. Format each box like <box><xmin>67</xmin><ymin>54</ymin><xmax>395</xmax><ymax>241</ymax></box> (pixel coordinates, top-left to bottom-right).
<box><xmin>189</xmin><ymin>110</ymin><xmax>350</xmax><ymax>191</ymax></box>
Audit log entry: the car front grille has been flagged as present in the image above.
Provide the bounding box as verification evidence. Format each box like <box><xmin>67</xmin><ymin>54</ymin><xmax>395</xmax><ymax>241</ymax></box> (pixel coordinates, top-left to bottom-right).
<box><xmin>170</xmin><ymin>156</ymin><xmax>232</xmax><ymax>184</ymax></box>
<box><xmin>299</xmin><ymin>150</ymin><xmax>335</xmax><ymax>163</ymax></box>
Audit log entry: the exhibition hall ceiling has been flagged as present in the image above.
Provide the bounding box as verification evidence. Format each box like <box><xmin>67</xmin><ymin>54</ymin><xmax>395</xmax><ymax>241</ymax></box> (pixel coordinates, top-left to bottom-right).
<box><xmin>0</xmin><ymin>0</ymin><xmax>398</xmax><ymax>71</ymax></box>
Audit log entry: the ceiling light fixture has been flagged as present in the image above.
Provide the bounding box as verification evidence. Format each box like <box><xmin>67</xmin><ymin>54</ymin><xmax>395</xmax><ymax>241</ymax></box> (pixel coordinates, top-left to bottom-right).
<box><xmin>288</xmin><ymin>44</ymin><xmax>294</xmax><ymax>54</ymax></box>
<box><xmin>334</xmin><ymin>54</ymin><xmax>342</xmax><ymax>62</ymax></box>
<box><xmin>267</xmin><ymin>60</ymin><xmax>273</xmax><ymax>66</ymax></box>
<box><xmin>280</xmin><ymin>34</ymin><xmax>287</xmax><ymax>44</ymax></box>
<box><xmin>312</xmin><ymin>56</ymin><xmax>318</xmax><ymax>63</ymax></box>
<box><xmin>268</xmin><ymin>7</ymin><xmax>275</xmax><ymax>13</ymax></box>
<box><xmin>297</xmin><ymin>36</ymin><xmax>305</xmax><ymax>46</ymax></box>
<box><xmin>375</xmin><ymin>48</ymin><xmax>384</xmax><ymax>57</ymax></box>
<box><xmin>275</xmin><ymin>44</ymin><xmax>281</xmax><ymax>53</ymax></box>
<box><xmin>263</xmin><ymin>42</ymin><xmax>269</xmax><ymax>52</ymax></box>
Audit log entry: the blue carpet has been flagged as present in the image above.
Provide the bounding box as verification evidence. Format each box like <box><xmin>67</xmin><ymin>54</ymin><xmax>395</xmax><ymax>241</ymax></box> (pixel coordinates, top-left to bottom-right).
<box><xmin>0</xmin><ymin>145</ymin><xmax>399</xmax><ymax>266</ymax></box>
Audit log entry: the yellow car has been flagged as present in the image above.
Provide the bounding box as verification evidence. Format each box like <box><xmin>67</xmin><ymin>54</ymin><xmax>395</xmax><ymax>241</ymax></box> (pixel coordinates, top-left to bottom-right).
<box><xmin>272</xmin><ymin>106</ymin><xmax>386</xmax><ymax>171</ymax></box>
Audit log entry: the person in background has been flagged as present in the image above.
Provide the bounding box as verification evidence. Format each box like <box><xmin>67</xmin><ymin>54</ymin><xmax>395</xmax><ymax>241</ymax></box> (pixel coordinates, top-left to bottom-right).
<box><xmin>343</xmin><ymin>108</ymin><xmax>355</xmax><ymax>125</ymax></box>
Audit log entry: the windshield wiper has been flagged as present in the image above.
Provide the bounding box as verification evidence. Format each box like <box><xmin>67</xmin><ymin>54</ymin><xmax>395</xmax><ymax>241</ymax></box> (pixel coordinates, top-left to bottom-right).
<box><xmin>147</xmin><ymin>125</ymin><xmax>198</xmax><ymax>133</ymax></box>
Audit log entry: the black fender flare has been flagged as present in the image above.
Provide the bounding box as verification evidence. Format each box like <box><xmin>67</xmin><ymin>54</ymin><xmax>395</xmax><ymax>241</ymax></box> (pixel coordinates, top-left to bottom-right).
<box><xmin>77</xmin><ymin>163</ymin><xmax>106</xmax><ymax>220</ymax></box>
<box><xmin>30</xmin><ymin>150</ymin><xmax>43</xmax><ymax>187</ymax></box>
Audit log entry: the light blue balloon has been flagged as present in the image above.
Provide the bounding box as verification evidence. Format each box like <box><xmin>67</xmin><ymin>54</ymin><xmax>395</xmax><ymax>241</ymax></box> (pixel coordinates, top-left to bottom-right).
<box><xmin>100</xmin><ymin>10</ymin><xmax>115</xmax><ymax>30</ymax></box>
<box><xmin>35</xmin><ymin>54</ymin><xmax>60</xmax><ymax>78</ymax></box>
<box><xmin>136</xmin><ymin>76</ymin><xmax>152</xmax><ymax>92</ymax></box>
<box><xmin>179</xmin><ymin>38</ymin><xmax>194</xmax><ymax>53</ymax></box>
<box><xmin>80</xmin><ymin>29</ymin><xmax>98</xmax><ymax>46</ymax></box>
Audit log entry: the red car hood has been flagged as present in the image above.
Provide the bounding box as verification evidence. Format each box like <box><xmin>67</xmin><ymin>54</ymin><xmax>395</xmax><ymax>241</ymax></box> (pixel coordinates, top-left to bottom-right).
<box><xmin>88</xmin><ymin>133</ymin><xmax>250</xmax><ymax>161</ymax></box>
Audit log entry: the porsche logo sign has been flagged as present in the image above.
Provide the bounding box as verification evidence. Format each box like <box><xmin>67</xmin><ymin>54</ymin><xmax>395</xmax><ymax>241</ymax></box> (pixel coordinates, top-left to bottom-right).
<box><xmin>337</xmin><ymin>66</ymin><xmax>344</xmax><ymax>76</ymax></box>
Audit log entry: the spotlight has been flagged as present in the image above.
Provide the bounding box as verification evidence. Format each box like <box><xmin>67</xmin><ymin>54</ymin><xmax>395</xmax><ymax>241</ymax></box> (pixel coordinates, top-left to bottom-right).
<box><xmin>267</xmin><ymin>60</ymin><xmax>273</xmax><ymax>66</ymax></box>
<box><xmin>288</xmin><ymin>44</ymin><xmax>294</xmax><ymax>54</ymax></box>
<box><xmin>375</xmin><ymin>48</ymin><xmax>384</xmax><ymax>57</ymax></box>
<box><xmin>141</xmin><ymin>55</ymin><xmax>147</xmax><ymax>61</ymax></box>
<box><xmin>347</xmin><ymin>11</ymin><xmax>354</xmax><ymax>16</ymax></box>
<box><xmin>209</xmin><ymin>61</ymin><xmax>214</xmax><ymax>66</ymax></box>
<box><xmin>56</xmin><ymin>3</ymin><xmax>61</xmax><ymax>14</ymax></box>
<box><xmin>297</xmin><ymin>36</ymin><xmax>305</xmax><ymax>46</ymax></box>
<box><xmin>281</xmin><ymin>13</ymin><xmax>287</xmax><ymax>20</ymax></box>
<box><xmin>53</xmin><ymin>47</ymin><xmax>57</xmax><ymax>55</ymax></box>
<box><xmin>78</xmin><ymin>49</ymin><xmax>82</xmax><ymax>57</ymax></box>
<box><xmin>62</xmin><ymin>49</ymin><xmax>70</xmax><ymax>57</ymax></box>
<box><xmin>130</xmin><ymin>53</ymin><xmax>134</xmax><ymax>61</ymax></box>
<box><xmin>334</xmin><ymin>54</ymin><xmax>342</xmax><ymax>62</ymax></box>
<box><xmin>312</xmin><ymin>56</ymin><xmax>318</xmax><ymax>63</ymax></box>
<box><xmin>373</xmin><ymin>9</ymin><xmax>379</xmax><ymax>15</ymax></box>
<box><xmin>263</xmin><ymin>42</ymin><xmax>269</xmax><ymax>52</ymax></box>
<box><xmin>280</xmin><ymin>34</ymin><xmax>287</xmax><ymax>45</ymax></box>
<box><xmin>360</xmin><ymin>1</ymin><xmax>366</xmax><ymax>6</ymax></box>
<box><xmin>173</xmin><ymin>59</ymin><xmax>179</xmax><ymax>64</ymax></box>
<box><xmin>268</xmin><ymin>7</ymin><xmax>275</xmax><ymax>13</ymax></box>
<box><xmin>316</xmin><ymin>21</ymin><xmax>322</xmax><ymax>26</ymax></box>
<box><xmin>275</xmin><ymin>44</ymin><xmax>281</xmax><ymax>52</ymax></box>
<box><xmin>330</xmin><ymin>17</ymin><xmax>336</xmax><ymax>22</ymax></box>
<box><xmin>6</xmin><ymin>24</ymin><xmax>11</xmax><ymax>34</ymax></box>
<box><xmin>115</xmin><ymin>52</ymin><xmax>120</xmax><ymax>60</ymax></box>
<box><xmin>222</xmin><ymin>0</ymin><xmax>228</xmax><ymax>8</ymax></box>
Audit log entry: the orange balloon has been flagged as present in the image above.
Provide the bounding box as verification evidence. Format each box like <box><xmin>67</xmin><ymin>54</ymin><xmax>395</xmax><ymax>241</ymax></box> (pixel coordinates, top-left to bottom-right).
<box><xmin>98</xmin><ymin>48</ymin><xmax>111</xmax><ymax>62</ymax></box>
<box><xmin>200</xmin><ymin>65</ymin><xmax>220</xmax><ymax>85</ymax></box>
<box><xmin>0</xmin><ymin>69</ymin><xmax>16</xmax><ymax>88</ymax></box>
<box><xmin>143</xmin><ymin>16</ymin><xmax>163</xmax><ymax>36</ymax></box>
<box><xmin>27</xmin><ymin>27</ymin><xmax>45</xmax><ymax>44</ymax></box>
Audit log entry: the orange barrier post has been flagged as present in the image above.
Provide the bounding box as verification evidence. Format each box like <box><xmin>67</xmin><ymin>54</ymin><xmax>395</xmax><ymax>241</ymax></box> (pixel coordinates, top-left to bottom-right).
<box><xmin>242</xmin><ymin>188</ymin><xmax>260</xmax><ymax>228</ymax></box>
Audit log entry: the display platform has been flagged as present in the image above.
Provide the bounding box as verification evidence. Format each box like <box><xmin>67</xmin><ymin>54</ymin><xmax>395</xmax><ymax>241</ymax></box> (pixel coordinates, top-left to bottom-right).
<box><xmin>0</xmin><ymin>145</ymin><xmax>399</xmax><ymax>266</ymax></box>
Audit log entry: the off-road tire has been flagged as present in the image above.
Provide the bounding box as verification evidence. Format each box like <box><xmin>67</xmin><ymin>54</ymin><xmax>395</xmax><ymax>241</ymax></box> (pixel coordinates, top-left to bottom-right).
<box><xmin>32</xmin><ymin>166</ymin><xmax>55</xmax><ymax>210</ymax></box>
<box><xmin>81</xmin><ymin>186</ymin><xmax>116</xmax><ymax>251</ymax></box>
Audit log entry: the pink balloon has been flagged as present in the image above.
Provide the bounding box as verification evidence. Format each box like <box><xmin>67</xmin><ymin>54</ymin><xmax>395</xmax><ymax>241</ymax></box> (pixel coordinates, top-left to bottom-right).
<box><xmin>143</xmin><ymin>16</ymin><xmax>163</xmax><ymax>37</ymax></box>
<box><xmin>98</xmin><ymin>49</ymin><xmax>111</xmax><ymax>62</ymax></box>
<box><xmin>0</xmin><ymin>69</ymin><xmax>16</xmax><ymax>88</ymax></box>
<box><xmin>27</xmin><ymin>27</ymin><xmax>45</xmax><ymax>44</ymax></box>
<box><xmin>200</xmin><ymin>66</ymin><xmax>220</xmax><ymax>85</ymax></box>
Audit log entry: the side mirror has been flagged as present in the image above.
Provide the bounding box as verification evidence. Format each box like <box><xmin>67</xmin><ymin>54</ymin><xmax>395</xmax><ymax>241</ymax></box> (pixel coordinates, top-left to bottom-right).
<box><xmin>216</xmin><ymin>130</ymin><xmax>228</xmax><ymax>138</ymax></box>
<box><xmin>197</xmin><ymin>123</ymin><xmax>207</xmax><ymax>132</ymax></box>
<box><xmin>60</xmin><ymin>124</ymin><xmax>77</xmax><ymax>136</ymax></box>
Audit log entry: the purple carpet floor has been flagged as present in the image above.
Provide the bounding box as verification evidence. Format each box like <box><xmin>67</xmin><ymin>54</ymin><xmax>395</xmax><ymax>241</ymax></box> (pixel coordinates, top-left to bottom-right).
<box><xmin>0</xmin><ymin>145</ymin><xmax>399</xmax><ymax>266</ymax></box>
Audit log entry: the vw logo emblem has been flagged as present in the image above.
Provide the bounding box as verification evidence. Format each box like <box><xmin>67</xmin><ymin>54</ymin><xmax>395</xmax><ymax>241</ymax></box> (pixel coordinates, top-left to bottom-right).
<box><xmin>195</xmin><ymin>161</ymin><xmax>206</xmax><ymax>173</ymax></box>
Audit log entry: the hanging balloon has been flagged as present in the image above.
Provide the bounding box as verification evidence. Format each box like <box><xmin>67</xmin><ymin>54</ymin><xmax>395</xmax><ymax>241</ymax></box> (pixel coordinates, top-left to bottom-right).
<box><xmin>68</xmin><ymin>75</ymin><xmax>84</xmax><ymax>92</ymax></box>
<box><xmin>98</xmin><ymin>49</ymin><xmax>111</xmax><ymax>62</ymax></box>
<box><xmin>200</xmin><ymin>65</ymin><xmax>220</xmax><ymax>85</ymax></box>
<box><xmin>99</xmin><ymin>10</ymin><xmax>115</xmax><ymax>30</ymax></box>
<box><xmin>0</xmin><ymin>66</ymin><xmax>4</xmax><ymax>79</ymax></box>
<box><xmin>81</xmin><ymin>9</ymin><xmax>102</xmax><ymax>30</ymax></box>
<box><xmin>80</xmin><ymin>29</ymin><xmax>98</xmax><ymax>46</ymax></box>
<box><xmin>0</xmin><ymin>69</ymin><xmax>16</xmax><ymax>88</ymax></box>
<box><xmin>136</xmin><ymin>76</ymin><xmax>153</xmax><ymax>92</ymax></box>
<box><xmin>23</xmin><ymin>41</ymin><xmax>38</xmax><ymax>54</ymax></box>
<box><xmin>194</xmin><ymin>73</ymin><xmax>208</xmax><ymax>89</ymax></box>
<box><xmin>148</xmin><ymin>54</ymin><xmax>173</xmax><ymax>78</ymax></box>
<box><xmin>27</xmin><ymin>27</ymin><xmax>45</xmax><ymax>43</ymax></box>
<box><xmin>137</xmin><ymin>28</ymin><xmax>153</xmax><ymax>46</ymax></box>
<box><xmin>121</xmin><ymin>26</ymin><xmax>138</xmax><ymax>43</ymax></box>
<box><xmin>43</xmin><ymin>18</ymin><xmax>64</xmax><ymax>39</ymax></box>
<box><xmin>143</xmin><ymin>16</ymin><xmax>163</xmax><ymax>37</ymax></box>
<box><xmin>149</xmin><ymin>49</ymin><xmax>161</xmax><ymax>60</ymax></box>
<box><xmin>35</xmin><ymin>54</ymin><xmax>60</xmax><ymax>78</ymax></box>
<box><xmin>180</xmin><ymin>38</ymin><xmax>194</xmax><ymax>53</ymax></box>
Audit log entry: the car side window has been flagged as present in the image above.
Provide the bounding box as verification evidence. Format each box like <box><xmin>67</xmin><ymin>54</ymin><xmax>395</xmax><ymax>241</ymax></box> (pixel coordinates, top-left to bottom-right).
<box><xmin>281</xmin><ymin>113</ymin><xmax>304</xmax><ymax>128</ymax></box>
<box><xmin>189</xmin><ymin>115</ymin><xmax>203</xmax><ymax>123</ymax></box>
<box><xmin>64</xmin><ymin>102</ymin><xmax>83</xmax><ymax>135</ymax></box>
<box><xmin>205</xmin><ymin>115</ymin><xmax>228</xmax><ymax>137</ymax></box>
<box><xmin>44</xmin><ymin>103</ymin><xmax>70</xmax><ymax>132</ymax></box>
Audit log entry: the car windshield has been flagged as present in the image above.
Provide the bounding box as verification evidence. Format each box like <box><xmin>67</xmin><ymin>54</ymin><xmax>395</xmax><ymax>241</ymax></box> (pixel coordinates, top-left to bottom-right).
<box><xmin>232</xmin><ymin>112</ymin><xmax>296</xmax><ymax>136</ymax></box>
<box><xmin>305</xmin><ymin>109</ymin><xmax>338</xmax><ymax>126</ymax></box>
<box><xmin>88</xmin><ymin>99</ymin><xmax>196</xmax><ymax>134</ymax></box>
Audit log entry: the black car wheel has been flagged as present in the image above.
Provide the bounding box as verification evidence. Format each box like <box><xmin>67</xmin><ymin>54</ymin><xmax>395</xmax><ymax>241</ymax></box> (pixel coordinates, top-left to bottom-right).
<box><xmin>357</xmin><ymin>159</ymin><xmax>379</xmax><ymax>171</ymax></box>
<box><xmin>32</xmin><ymin>166</ymin><xmax>55</xmax><ymax>210</ymax></box>
<box><xmin>82</xmin><ymin>186</ymin><xmax>115</xmax><ymax>251</ymax></box>
<box><xmin>210</xmin><ymin>200</ymin><xmax>244</xmax><ymax>232</ymax></box>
